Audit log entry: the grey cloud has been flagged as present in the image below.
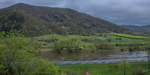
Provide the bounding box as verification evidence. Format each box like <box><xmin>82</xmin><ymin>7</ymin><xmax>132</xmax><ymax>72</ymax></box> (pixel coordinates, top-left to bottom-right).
<box><xmin>0</xmin><ymin>0</ymin><xmax>16</xmax><ymax>8</ymax></box>
<box><xmin>15</xmin><ymin>0</ymin><xmax>66</xmax><ymax>7</ymax></box>
<box><xmin>63</xmin><ymin>0</ymin><xmax>150</xmax><ymax>25</ymax></box>
<box><xmin>0</xmin><ymin>0</ymin><xmax>150</xmax><ymax>25</ymax></box>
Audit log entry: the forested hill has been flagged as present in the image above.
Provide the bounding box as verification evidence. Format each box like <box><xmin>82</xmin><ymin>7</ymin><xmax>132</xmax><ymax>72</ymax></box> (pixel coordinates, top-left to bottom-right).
<box><xmin>0</xmin><ymin>3</ymin><xmax>130</xmax><ymax>36</ymax></box>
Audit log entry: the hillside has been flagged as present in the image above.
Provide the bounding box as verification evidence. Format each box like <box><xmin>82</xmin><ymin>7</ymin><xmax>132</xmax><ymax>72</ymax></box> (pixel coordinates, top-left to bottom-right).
<box><xmin>123</xmin><ymin>25</ymin><xmax>150</xmax><ymax>35</ymax></box>
<box><xmin>0</xmin><ymin>3</ymin><xmax>130</xmax><ymax>36</ymax></box>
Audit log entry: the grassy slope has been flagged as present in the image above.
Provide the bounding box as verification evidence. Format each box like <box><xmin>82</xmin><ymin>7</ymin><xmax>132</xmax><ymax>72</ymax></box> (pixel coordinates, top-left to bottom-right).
<box><xmin>60</xmin><ymin>62</ymin><xmax>150</xmax><ymax>75</ymax></box>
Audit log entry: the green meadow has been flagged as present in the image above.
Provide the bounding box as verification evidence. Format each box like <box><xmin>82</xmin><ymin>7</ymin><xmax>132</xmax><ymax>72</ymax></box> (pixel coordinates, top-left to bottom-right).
<box><xmin>60</xmin><ymin>62</ymin><xmax>150</xmax><ymax>75</ymax></box>
<box><xmin>35</xmin><ymin>33</ymin><xmax>149</xmax><ymax>51</ymax></box>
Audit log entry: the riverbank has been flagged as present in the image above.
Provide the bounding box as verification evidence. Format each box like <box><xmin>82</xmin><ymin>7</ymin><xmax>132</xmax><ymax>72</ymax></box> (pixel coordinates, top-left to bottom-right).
<box><xmin>56</xmin><ymin>57</ymin><xmax>148</xmax><ymax>65</ymax></box>
<box><xmin>51</xmin><ymin>51</ymin><xmax>148</xmax><ymax>65</ymax></box>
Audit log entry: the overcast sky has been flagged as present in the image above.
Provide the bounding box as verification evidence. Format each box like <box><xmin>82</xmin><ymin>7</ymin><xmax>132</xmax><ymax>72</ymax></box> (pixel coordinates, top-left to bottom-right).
<box><xmin>0</xmin><ymin>0</ymin><xmax>150</xmax><ymax>25</ymax></box>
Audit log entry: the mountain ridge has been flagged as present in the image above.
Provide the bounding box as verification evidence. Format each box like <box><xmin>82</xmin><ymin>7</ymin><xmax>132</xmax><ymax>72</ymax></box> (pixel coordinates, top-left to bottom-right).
<box><xmin>123</xmin><ymin>25</ymin><xmax>150</xmax><ymax>35</ymax></box>
<box><xmin>0</xmin><ymin>3</ymin><xmax>130</xmax><ymax>36</ymax></box>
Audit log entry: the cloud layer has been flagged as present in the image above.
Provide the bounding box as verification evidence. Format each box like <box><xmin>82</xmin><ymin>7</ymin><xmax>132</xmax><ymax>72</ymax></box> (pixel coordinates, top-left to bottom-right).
<box><xmin>0</xmin><ymin>0</ymin><xmax>150</xmax><ymax>25</ymax></box>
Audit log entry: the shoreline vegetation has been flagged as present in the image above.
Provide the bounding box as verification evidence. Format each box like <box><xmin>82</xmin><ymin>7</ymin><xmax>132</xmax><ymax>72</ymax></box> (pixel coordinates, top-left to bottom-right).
<box><xmin>35</xmin><ymin>33</ymin><xmax>149</xmax><ymax>61</ymax></box>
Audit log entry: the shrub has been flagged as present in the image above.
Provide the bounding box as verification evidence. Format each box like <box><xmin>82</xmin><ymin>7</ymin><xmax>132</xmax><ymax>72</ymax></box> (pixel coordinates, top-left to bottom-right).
<box><xmin>132</xmin><ymin>68</ymin><xmax>146</xmax><ymax>75</ymax></box>
<box><xmin>0</xmin><ymin>65</ymin><xmax>7</xmax><ymax>75</ymax></box>
<box><xmin>18</xmin><ymin>58</ymin><xmax>59</xmax><ymax>75</ymax></box>
<box><xmin>0</xmin><ymin>33</ymin><xmax>59</xmax><ymax>75</ymax></box>
<box><xmin>94</xmin><ymin>41</ymin><xmax>116</xmax><ymax>50</ymax></box>
<box><xmin>84</xmin><ymin>43</ymin><xmax>96</xmax><ymax>53</ymax></box>
<box><xmin>52</xmin><ymin>39</ymin><xmax>84</xmax><ymax>54</ymax></box>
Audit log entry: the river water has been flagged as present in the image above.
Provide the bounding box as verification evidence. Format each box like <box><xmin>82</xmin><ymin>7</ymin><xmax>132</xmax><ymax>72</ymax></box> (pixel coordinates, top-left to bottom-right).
<box><xmin>56</xmin><ymin>51</ymin><xmax>149</xmax><ymax>65</ymax></box>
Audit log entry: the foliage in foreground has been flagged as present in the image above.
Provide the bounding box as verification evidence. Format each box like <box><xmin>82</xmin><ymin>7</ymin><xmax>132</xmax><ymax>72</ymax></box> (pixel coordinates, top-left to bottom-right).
<box><xmin>0</xmin><ymin>33</ymin><xmax>59</xmax><ymax>75</ymax></box>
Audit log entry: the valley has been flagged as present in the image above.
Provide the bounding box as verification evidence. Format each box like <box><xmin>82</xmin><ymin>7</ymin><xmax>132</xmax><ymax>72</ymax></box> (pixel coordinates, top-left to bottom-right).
<box><xmin>0</xmin><ymin>3</ymin><xmax>150</xmax><ymax>75</ymax></box>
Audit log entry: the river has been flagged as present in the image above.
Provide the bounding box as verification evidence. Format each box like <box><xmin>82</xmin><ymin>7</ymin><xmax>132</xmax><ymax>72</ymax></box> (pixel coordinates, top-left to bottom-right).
<box><xmin>56</xmin><ymin>51</ymin><xmax>149</xmax><ymax>65</ymax></box>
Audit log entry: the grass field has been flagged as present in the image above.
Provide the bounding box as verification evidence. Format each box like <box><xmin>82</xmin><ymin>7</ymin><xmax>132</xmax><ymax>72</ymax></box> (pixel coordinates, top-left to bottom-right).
<box><xmin>60</xmin><ymin>62</ymin><xmax>150</xmax><ymax>75</ymax></box>
<box><xmin>110</xmin><ymin>33</ymin><xmax>148</xmax><ymax>39</ymax></box>
<box><xmin>35</xmin><ymin>33</ymin><xmax>148</xmax><ymax>50</ymax></box>
<box><xmin>35</xmin><ymin>33</ymin><xmax>148</xmax><ymax>44</ymax></box>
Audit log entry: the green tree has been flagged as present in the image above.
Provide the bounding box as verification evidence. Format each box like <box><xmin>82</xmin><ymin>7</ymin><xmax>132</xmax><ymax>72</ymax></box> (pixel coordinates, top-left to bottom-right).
<box><xmin>0</xmin><ymin>32</ymin><xmax>59</xmax><ymax>75</ymax></box>
<box><xmin>52</xmin><ymin>38</ymin><xmax>84</xmax><ymax>54</ymax></box>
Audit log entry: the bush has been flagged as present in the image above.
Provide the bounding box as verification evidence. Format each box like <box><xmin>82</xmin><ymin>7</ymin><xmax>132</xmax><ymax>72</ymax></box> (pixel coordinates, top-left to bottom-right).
<box><xmin>18</xmin><ymin>58</ymin><xmax>59</xmax><ymax>75</ymax></box>
<box><xmin>0</xmin><ymin>33</ymin><xmax>59</xmax><ymax>75</ymax></box>
<box><xmin>52</xmin><ymin>39</ymin><xmax>84</xmax><ymax>54</ymax></box>
<box><xmin>94</xmin><ymin>41</ymin><xmax>116</xmax><ymax>50</ymax></box>
<box><xmin>84</xmin><ymin>43</ymin><xmax>96</xmax><ymax>53</ymax></box>
<box><xmin>0</xmin><ymin>65</ymin><xmax>7</xmax><ymax>75</ymax></box>
<box><xmin>132</xmin><ymin>68</ymin><xmax>146</xmax><ymax>75</ymax></box>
